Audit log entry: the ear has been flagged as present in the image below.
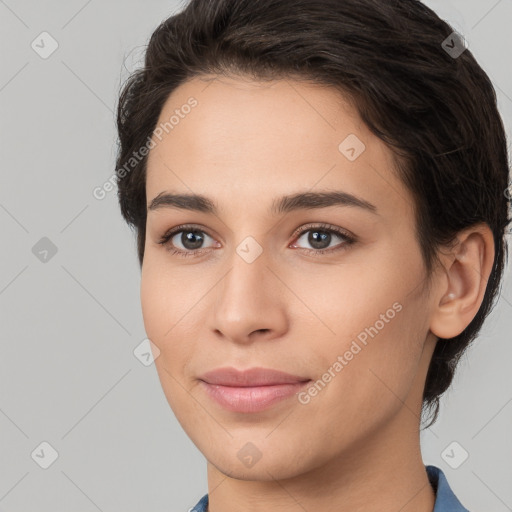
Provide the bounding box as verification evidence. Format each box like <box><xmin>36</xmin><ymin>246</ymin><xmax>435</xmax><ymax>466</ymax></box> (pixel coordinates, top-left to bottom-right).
<box><xmin>429</xmin><ymin>222</ymin><xmax>495</xmax><ymax>339</ymax></box>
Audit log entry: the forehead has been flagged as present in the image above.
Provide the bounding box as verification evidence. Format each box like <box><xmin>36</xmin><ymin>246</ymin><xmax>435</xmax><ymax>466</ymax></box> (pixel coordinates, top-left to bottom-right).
<box><xmin>145</xmin><ymin>75</ymin><xmax>414</xmax><ymax>221</ymax></box>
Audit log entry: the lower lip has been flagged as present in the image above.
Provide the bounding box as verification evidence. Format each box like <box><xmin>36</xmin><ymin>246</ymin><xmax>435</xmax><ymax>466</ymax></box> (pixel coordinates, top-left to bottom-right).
<box><xmin>199</xmin><ymin>380</ymin><xmax>311</xmax><ymax>413</ymax></box>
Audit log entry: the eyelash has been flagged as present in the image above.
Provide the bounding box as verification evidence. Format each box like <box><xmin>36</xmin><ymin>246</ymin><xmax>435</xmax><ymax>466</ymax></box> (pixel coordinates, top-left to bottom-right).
<box><xmin>157</xmin><ymin>222</ymin><xmax>356</xmax><ymax>259</ymax></box>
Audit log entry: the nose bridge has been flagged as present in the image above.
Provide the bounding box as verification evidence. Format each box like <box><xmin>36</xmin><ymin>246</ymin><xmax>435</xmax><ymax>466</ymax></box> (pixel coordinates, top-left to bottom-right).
<box><xmin>211</xmin><ymin>241</ymin><xmax>286</xmax><ymax>340</ymax></box>
<box><xmin>218</xmin><ymin>244</ymin><xmax>271</xmax><ymax>317</ymax></box>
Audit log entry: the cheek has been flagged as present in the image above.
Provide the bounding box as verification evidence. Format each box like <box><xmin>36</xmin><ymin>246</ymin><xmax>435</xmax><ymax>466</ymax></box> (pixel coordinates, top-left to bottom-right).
<box><xmin>298</xmin><ymin>310</ymin><xmax>426</xmax><ymax>453</ymax></box>
<box><xmin>140</xmin><ymin>269</ymin><xmax>167</xmax><ymax>343</ymax></box>
<box><xmin>288</xmin><ymin>253</ymin><xmax>418</xmax><ymax>357</ymax></box>
<box><xmin>300</xmin><ymin>250</ymin><xmax>428</xmax><ymax>415</ymax></box>
<box><xmin>140</xmin><ymin>257</ymin><xmax>190</xmax><ymax>341</ymax></box>
<box><xmin>141</xmin><ymin>264</ymin><xmax>185</xmax><ymax>390</ymax></box>
<box><xmin>141</xmin><ymin>264</ymin><xmax>202</xmax><ymax>424</ymax></box>
<box><xmin>140</xmin><ymin>260</ymin><xmax>203</xmax><ymax>374</ymax></box>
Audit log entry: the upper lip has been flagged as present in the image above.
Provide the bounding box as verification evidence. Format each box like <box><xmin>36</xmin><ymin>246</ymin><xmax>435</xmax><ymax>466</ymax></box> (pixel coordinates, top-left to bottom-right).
<box><xmin>199</xmin><ymin>366</ymin><xmax>311</xmax><ymax>387</ymax></box>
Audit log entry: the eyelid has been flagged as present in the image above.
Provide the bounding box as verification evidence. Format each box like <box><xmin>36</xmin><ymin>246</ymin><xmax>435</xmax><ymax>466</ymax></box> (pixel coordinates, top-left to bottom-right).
<box><xmin>288</xmin><ymin>222</ymin><xmax>356</xmax><ymax>254</ymax></box>
<box><xmin>158</xmin><ymin>223</ymin><xmax>220</xmax><ymax>248</ymax></box>
<box><xmin>159</xmin><ymin>223</ymin><xmax>214</xmax><ymax>238</ymax></box>
<box><xmin>291</xmin><ymin>222</ymin><xmax>354</xmax><ymax>242</ymax></box>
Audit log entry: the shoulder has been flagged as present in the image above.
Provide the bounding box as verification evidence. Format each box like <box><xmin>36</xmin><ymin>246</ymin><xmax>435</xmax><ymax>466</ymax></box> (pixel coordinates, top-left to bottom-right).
<box><xmin>189</xmin><ymin>492</ymin><xmax>208</xmax><ymax>512</ymax></box>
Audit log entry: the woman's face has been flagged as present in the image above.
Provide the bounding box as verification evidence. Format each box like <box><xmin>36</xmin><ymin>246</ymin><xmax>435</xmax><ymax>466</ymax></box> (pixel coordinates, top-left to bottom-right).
<box><xmin>141</xmin><ymin>75</ymin><xmax>439</xmax><ymax>480</ymax></box>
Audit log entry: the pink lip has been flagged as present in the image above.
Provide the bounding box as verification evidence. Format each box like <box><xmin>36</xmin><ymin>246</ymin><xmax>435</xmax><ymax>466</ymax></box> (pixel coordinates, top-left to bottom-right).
<box><xmin>198</xmin><ymin>367</ymin><xmax>311</xmax><ymax>413</ymax></box>
<box><xmin>199</xmin><ymin>366</ymin><xmax>310</xmax><ymax>386</ymax></box>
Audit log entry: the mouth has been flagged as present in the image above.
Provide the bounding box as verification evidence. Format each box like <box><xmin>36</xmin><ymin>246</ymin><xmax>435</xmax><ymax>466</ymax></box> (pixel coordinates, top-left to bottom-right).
<box><xmin>198</xmin><ymin>366</ymin><xmax>311</xmax><ymax>413</ymax></box>
<box><xmin>199</xmin><ymin>381</ymin><xmax>311</xmax><ymax>413</ymax></box>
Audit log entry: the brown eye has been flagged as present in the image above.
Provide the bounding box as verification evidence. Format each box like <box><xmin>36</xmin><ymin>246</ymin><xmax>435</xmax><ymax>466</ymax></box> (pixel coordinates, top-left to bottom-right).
<box><xmin>291</xmin><ymin>223</ymin><xmax>356</xmax><ymax>255</ymax></box>
<box><xmin>158</xmin><ymin>225</ymin><xmax>218</xmax><ymax>258</ymax></box>
<box><xmin>173</xmin><ymin>229</ymin><xmax>207</xmax><ymax>250</ymax></box>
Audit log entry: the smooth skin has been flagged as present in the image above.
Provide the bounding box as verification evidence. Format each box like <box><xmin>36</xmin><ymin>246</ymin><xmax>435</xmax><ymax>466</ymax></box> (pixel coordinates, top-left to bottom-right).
<box><xmin>140</xmin><ymin>75</ymin><xmax>494</xmax><ymax>512</ymax></box>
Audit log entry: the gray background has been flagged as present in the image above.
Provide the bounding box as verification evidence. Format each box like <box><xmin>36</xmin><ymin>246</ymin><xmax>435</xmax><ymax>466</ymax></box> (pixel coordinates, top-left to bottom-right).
<box><xmin>0</xmin><ymin>0</ymin><xmax>511</xmax><ymax>510</ymax></box>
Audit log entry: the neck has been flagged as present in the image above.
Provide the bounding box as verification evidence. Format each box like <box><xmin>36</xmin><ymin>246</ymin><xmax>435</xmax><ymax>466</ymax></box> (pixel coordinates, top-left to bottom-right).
<box><xmin>205</xmin><ymin>408</ymin><xmax>435</xmax><ymax>512</ymax></box>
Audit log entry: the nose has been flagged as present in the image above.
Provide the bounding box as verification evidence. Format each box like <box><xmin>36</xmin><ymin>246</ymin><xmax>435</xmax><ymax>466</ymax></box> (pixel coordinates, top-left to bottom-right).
<box><xmin>209</xmin><ymin>246</ymin><xmax>289</xmax><ymax>345</ymax></box>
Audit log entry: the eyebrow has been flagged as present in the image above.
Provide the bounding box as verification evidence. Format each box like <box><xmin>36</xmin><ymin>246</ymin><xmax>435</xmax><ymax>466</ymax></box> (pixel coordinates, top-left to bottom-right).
<box><xmin>147</xmin><ymin>190</ymin><xmax>378</xmax><ymax>216</ymax></box>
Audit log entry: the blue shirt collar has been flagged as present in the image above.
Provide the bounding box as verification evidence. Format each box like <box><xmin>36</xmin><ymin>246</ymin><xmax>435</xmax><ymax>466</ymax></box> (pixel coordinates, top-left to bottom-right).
<box><xmin>190</xmin><ymin>465</ymin><xmax>469</xmax><ymax>512</ymax></box>
<box><xmin>426</xmin><ymin>464</ymin><xmax>470</xmax><ymax>512</ymax></box>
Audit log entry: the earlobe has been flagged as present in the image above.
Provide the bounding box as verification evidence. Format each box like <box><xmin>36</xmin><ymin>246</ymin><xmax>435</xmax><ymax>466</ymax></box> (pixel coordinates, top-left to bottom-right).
<box><xmin>429</xmin><ymin>223</ymin><xmax>495</xmax><ymax>339</ymax></box>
